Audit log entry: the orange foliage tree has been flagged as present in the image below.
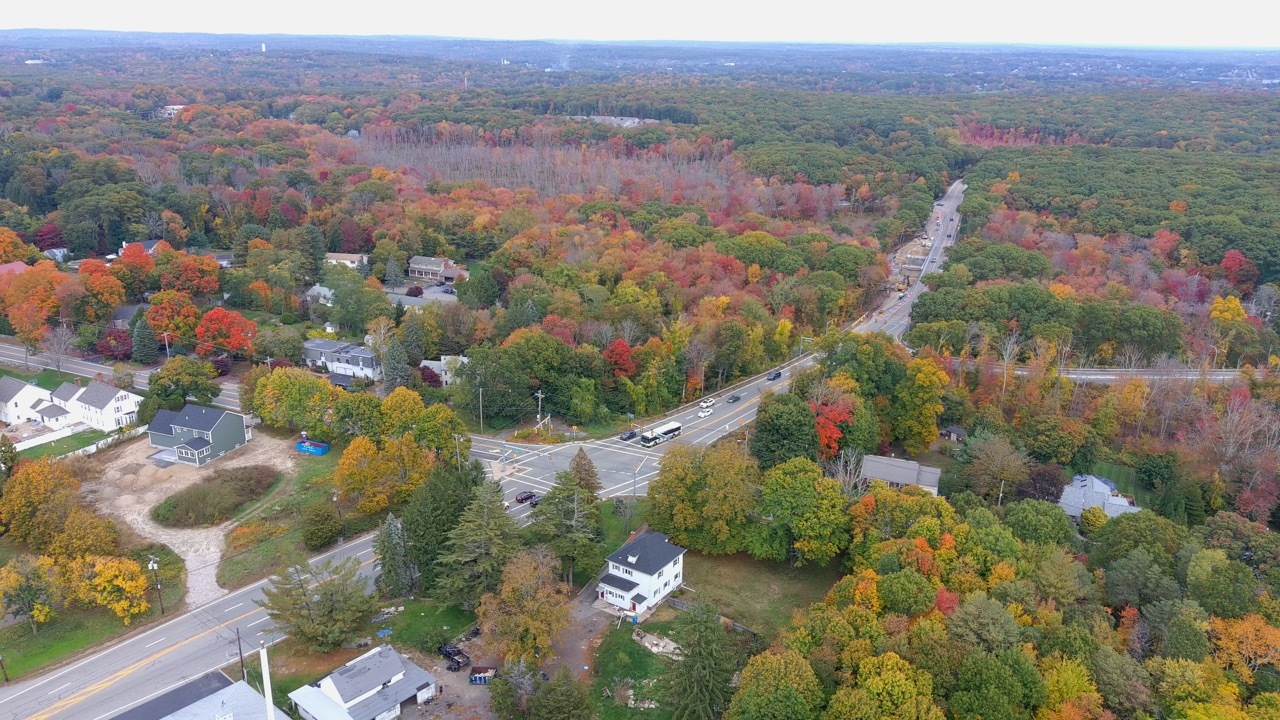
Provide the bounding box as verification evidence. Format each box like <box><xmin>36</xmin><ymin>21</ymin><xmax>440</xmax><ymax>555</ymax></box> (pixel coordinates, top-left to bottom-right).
<box><xmin>195</xmin><ymin>307</ymin><xmax>257</xmax><ymax>357</ymax></box>
<box><xmin>160</xmin><ymin>253</ymin><xmax>220</xmax><ymax>296</ymax></box>
<box><xmin>145</xmin><ymin>290</ymin><xmax>200</xmax><ymax>345</ymax></box>
<box><xmin>111</xmin><ymin>242</ymin><xmax>156</xmax><ymax>299</ymax></box>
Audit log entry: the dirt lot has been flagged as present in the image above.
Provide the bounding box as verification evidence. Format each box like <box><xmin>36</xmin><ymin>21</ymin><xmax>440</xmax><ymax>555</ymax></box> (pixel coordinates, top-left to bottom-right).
<box><xmin>81</xmin><ymin>432</ymin><xmax>297</xmax><ymax>608</ymax></box>
<box><xmin>404</xmin><ymin>642</ymin><xmax>497</xmax><ymax>720</ymax></box>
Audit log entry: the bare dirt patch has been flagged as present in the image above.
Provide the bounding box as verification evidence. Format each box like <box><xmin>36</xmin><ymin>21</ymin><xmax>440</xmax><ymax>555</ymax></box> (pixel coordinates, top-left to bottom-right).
<box><xmin>550</xmin><ymin>587</ymin><xmax>616</xmax><ymax>681</ymax></box>
<box><xmin>82</xmin><ymin>432</ymin><xmax>296</xmax><ymax>609</ymax></box>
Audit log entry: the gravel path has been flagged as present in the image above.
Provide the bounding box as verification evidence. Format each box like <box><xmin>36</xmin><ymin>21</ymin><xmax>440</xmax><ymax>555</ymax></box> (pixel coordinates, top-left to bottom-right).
<box><xmin>102</xmin><ymin>493</ymin><xmax>230</xmax><ymax>607</ymax></box>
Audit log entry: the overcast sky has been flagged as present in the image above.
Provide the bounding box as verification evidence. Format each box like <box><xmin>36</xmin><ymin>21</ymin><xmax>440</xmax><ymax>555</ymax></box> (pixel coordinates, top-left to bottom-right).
<box><xmin>2</xmin><ymin>0</ymin><xmax>1275</xmax><ymax>49</ymax></box>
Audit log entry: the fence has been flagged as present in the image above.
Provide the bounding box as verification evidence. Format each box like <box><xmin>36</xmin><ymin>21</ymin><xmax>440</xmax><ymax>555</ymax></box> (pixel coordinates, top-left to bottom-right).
<box><xmin>666</xmin><ymin>597</ymin><xmax>757</xmax><ymax>636</ymax></box>
<box><xmin>57</xmin><ymin>425</ymin><xmax>149</xmax><ymax>460</ymax></box>
<box><xmin>13</xmin><ymin>424</ymin><xmax>85</xmax><ymax>452</ymax></box>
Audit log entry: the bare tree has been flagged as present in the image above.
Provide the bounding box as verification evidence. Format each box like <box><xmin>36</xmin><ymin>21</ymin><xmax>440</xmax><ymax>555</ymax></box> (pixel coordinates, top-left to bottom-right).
<box><xmin>42</xmin><ymin>325</ymin><xmax>76</xmax><ymax>377</ymax></box>
<box><xmin>143</xmin><ymin>211</ymin><xmax>165</xmax><ymax>239</ymax></box>
<box><xmin>999</xmin><ymin>332</ymin><xmax>1021</xmax><ymax>411</ymax></box>
<box><xmin>823</xmin><ymin>448</ymin><xmax>865</xmax><ymax>499</ymax></box>
<box><xmin>1251</xmin><ymin>283</ymin><xmax>1279</xmax><ymax>325</ymax></box>
<box><xmin>1117</xmin><ymin>343</ymin><xmax>1145</xmax><ymax>372</ymax></box>
<box><xmin>617</xmin><ymin>319</ymin><xmax>641</xmax><ymax>346</ymax></box>
<box><xmin>682</xmin><ymin>339</ymin><xmax>713</xmax><ymax>400</ymax></box>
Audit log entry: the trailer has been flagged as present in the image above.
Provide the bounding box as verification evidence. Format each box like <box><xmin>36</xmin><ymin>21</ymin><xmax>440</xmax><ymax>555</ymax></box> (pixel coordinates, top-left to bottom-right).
<box><xmin>296</xmin><ymin>439</ymin><xmax>329</xmax><ymax>455</ymax></box>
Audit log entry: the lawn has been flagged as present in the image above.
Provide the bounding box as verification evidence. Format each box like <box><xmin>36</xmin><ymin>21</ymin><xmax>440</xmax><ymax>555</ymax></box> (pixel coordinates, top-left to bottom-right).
<box><xmin>0</xmin><ymin>366</ymin><xmax>67</xmax><ymax>390</ymax></box>
<box><xmin>0</xmin><ymin>544</ymin><xmax>184</xmax><ymax>681</ymax></box>
<box><xmin>17</xmin><ymin>428</ymin><xmax>109</xmax><ymax>460</ymax></box>
<box><xmin>1092</xmin><ymin>460</ymin><xmax>1153</xmax><ymax>508</ymax></box>
<box><xmin>241</xmin><ymin>639</ymin><xmax>364</xmax><ymax>711</ymax></box>
<box><xmin>679</xmin><ymin>552</ymin><xmax>842</xmax><ymax>639</ymax></box>
<box><xmin>593</xmin><ymin>625</ymin><xmax>672</xmax><ymax>720</ymax></box>
<box><xmin>383</xmin><ymin>598</ymin><xmax>476</xmax><ymax>653</ymax></box>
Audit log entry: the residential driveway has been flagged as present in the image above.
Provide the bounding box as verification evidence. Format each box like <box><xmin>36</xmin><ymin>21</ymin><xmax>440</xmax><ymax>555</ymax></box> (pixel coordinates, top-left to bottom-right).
<box><xmin>549</xmin><ymin>587</ymin><xmax>615</xmax><ymax>679</ymax></box>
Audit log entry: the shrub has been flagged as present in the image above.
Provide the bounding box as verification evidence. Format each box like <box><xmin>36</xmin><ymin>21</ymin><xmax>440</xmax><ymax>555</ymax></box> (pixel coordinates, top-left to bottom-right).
<box><xmin>210</xmin><ymin>356</ymin><xmax>232</xmax><ymax>376</ymax></box>
<box><xmin>302</xmin><ymin>501</ymin><xmax>343</xmax><ymax>550</ymax></box>
<box><xmin>279</xmin><ymin>313</ymin><xmax>298</xmax><ymax>325</ymax></box>
<box><xmin>227</xmin><ymin>521</ymin><xmax>288</xmax><ymax>551</ymax></box>
<box><xmin>405</xmin><ymin>285</ymin><xmax>424</xmax><ymax>297</ymax></box>
<box><xmin>151</xmin><ymin>465</ymin><xmax>279</xmax><ymax>527</ymax></box>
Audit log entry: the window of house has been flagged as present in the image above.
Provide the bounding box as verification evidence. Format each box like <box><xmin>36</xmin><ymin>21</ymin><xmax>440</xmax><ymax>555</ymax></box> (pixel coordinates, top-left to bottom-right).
<box><xmin>657</xmin><ymin>570</ymin><xmax>663</xmax><ymax>579</ymax></box>
<box><xmin>622</xmin><ymin>568</ymin><xmax>633</xmax><ymax>576</ymax></box>
<box><xmin>675</xmin><ymin>572</ymin><xmax>681</xmax><ymax>582</ymax></box>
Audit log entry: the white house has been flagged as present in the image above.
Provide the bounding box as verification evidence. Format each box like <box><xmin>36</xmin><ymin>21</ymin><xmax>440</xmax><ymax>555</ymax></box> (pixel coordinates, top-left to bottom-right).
<box><xmin>407</xmin><ymin>256</ymin><xmax>467</xmax><ymax>283</ymax></box>
<box><xmin>289</xmin><ymin>645</ymin><xmax>438</xmax><ymax>720</ymax></box>
<box><xmin>418</xmin><ymin>355</ymin><xmax>469</xmax><ymax>387</ymax></box>
<box><xmin>1059</xmin><ymin>474</ymin><xmax>1140</xmax><ymax>520</ymax></box>
<box><xmin>303</xmin><ymin>338</ymin><xmax>381</xmax><ymax>381</ymax></box>
<box><xmin>325</xmin><ymin>252</ymin><xmax>367</xmax><ymax>269</ymax></box>
<box><xmin>305</xmin><ymin>284</ymin><xmax>336</xmax><ymax>307</ymax></box>
<box><xmin>597</xmin><ymin>531</ymin><xmax>686</xmax><ymax>617</ymax></box>
<box><xmin>0</xmin><ymin>378</ymin><xmax>141</xmax><ymax>432</ymax></box>
<box><xmin>51</xmin><ymin>381</ymin><xmax>143</xmax><ymax>431</ymax></box>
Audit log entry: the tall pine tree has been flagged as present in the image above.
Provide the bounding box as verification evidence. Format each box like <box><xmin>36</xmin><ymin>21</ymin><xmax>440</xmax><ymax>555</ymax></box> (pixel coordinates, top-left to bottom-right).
<box><xmin>568</xmin><ymin>448</ymin><xmax>603</xmax><ymax>494</ymax></box>
<box><xmin>528</xmin><ymin>668</ymin><xmax>594</xmax><ymax>720</ymax></box>
<box><xmin>660</xmin><ymin>601</ymin><xmax>737</xmax><ymax>720</ymax></box>
<box><xmin>529</xmin><ymin>470</ymin><xmax>604</xmax><ymax>582</ymax></box>
<box><xmin>435</xmin><ymin>481</ymin><xmax>524</xmax><ymax>610</ymax></box>
<box><xmin>403</xmin><ymin>460</ymin><xmax>484</xmax><ymax>584</ymax></box>
<box><xmin>382</xmin><ymin>336</ymin><xmax>413</xmax><ymax>391</ymax></box>
<box><xmin>384</xmin><ymin>255</ymin><xmax>405</xmax><ymax>289</ymax></box>
<box><xmin>132</xmin><ymin>319</ymin><xmax>159</xmax><ymax>364</ymax></box>
<box><xmin>374</xmin><ymin>513</ymin><xmax>414</xmax><ymax>597</ymax></box>
<box><xmin>400</xmin><ymin>317</ymin><xmax>425</xmax><ymax>366</ymax></box>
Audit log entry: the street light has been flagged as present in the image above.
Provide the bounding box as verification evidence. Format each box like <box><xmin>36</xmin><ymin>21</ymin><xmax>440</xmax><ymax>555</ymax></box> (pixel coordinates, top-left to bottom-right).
<box><xmin>147</xmin><ymin>555</ymin><xmax>165</xmax><ymax>616</ymax></box>
<box><xmin>332</xmin><ymin>490</ymin><xmax>345</xmax><ymax>543</ymax></box>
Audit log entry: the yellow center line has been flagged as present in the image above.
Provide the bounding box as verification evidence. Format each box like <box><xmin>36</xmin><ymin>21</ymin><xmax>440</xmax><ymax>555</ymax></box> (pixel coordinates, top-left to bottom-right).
<box><xmin>684</xmin><ymin>394</ymin><xmax>762</xmax><ymax>434</ymax></box>
<box><xmin>28</xmin><ymin>557</ymin><xmax>377</xmax><ymax>720</ymax></box>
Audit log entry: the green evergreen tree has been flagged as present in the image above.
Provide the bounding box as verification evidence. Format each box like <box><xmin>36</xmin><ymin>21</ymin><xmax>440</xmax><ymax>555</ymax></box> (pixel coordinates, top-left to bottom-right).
<box><xmin>660</xmin><ymin>601</ymin><xmax>737</xmax><ymax>720</ymax></box>
<box><xmin>529</xmin><ymin>471</ymin><xmax>604</xmax><ymax>582</ymax></box>
<box><xmin>528</xmin><ymin>667</ymin><xmax>594</xmax><ymax>720</ymax></box>
<box><xmin>301</xmin><ymin>501</ymin><xmax>343</xmax><ymax>550</ymax></box>
<box><xmin>0</xmin><ymin>434</ymin><xmax>18</xmax><ymax>488</ymax></box>
<box><xmin>302</xmin><ymin>224</ymin><xmax>327</xmax><ymax>282</ymax></box>
<box><xmin>384</xmin><ymin>255</ymin><xmax>405</xmax><ymax>289</ymax></box>
<box><xmin>374</xmin><ymin>513</ymin><xmax>414</xmax><ymax>598</ymax></box>
<box><xmin>131</xmin><ymin>319</ymin><xmax>159</xmax><ymax>364</ymax></box>
<box><xmin>257</xmin><ymin>558</ymin><xmax>376</xmax><ymax>652</ymax></box>
<box><xmin>382</xmin><ymin>336</ymin><xmax>414</xmax><ymax>391</ymax></box>
<box><xmin>435</xmin><ymin>481</ymin><xmax>524</xmax><ymax>609</ymax></box>
<box><xmin>403</xmin><ymin>460</ymin><xmax>485</xmax><ymax>583</ymax></box>
<box><xmin>400</xmin><ymin>317</ymin><xmax>425</xmax><ymax>366</ymax></box>
<box><xmin>568</xmin><ymin>447</ymin><xmax>603</xmax><ymax>494</ymax></box>
<box><xmin>456</xmin><ymin>267</ymin><xmax>501</xmax><ymax>308</ymax></box>
<box><xmin>750</xmin><ymin>392</ymin><xmax>818</xmax><ymax>469</ymax></box>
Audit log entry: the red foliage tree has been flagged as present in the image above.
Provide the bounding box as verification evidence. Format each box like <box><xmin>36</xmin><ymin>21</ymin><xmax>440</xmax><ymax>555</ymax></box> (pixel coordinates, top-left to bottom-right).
<box><xmin>96</xmin><ymin>328</ymin><xmax>133</xmax><ymax>361</ymax></box>
<box><xmin>811</xmin><ymin>402</ymin><xmax>852</xmax><ymax>460</ymax></box>
<box><xmin>160</xmin><ymin>254</ymin><xmax>220</xmax><ymax>296</ymax></box>
<box><xmin>603</xmin><ymin>338</ymin><xmax>636</xmax><ymax>377</ymax></box>
<box><xmin>195</xmin><ymin>307</ymin><xmax>257</xmax><ymax>357</ymax></box>
<box><xmin>419</xmin><ymin>366</ymin><xmax>444</xmax><ymax>388</ymax></box>
<box><xmin>1221</xmin><ymin>249</ymin><xmax>1260</xmax><ymax>295</ymax></box>
<box><xmin>112</xmin><ymin>243</ymin><xmax>156</xmax><ymax>299</ymax></box>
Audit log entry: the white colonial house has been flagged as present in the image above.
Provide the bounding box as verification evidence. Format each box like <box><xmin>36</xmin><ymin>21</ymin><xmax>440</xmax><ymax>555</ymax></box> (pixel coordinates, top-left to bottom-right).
<box><xmin>597</xmin><ymin>531</ymin><xmax>686</xmax><ymax>616</ymax></box>
<box><xmin>289</xmin><ymin>645</ymin><xmax>438</xmax><ymax>720</ymax></box>
<box><xmin>418</xmin><ymin>355</ymin><xmax>469</xmax><ymax>387</ymax></box>
<box><xmin>0</xmin><ymin>377</ymin><xmax>142</xmax><ymax>432</ymax></box>
<box><xmin>302</xmin><ymin>338</ymin><xmax>381</xmax><ymax>381</ymax></box>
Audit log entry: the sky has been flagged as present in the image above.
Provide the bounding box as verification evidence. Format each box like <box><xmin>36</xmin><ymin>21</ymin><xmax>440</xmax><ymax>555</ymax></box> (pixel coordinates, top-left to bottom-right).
<box><xmin>2</xmin><ymin>0</ymin><xmax>1276</xmax><ymax>49</ymax></box>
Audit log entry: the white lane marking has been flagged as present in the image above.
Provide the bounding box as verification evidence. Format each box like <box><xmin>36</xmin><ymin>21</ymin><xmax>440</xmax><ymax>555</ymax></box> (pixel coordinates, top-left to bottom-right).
<box><xmin>47</xmin><ymin>682</ymin><xmax>71</xmax><ymax>695</ymax></box>
<box><xmin>143</xmin><ymin>637</ymin><xmax>167</xmax><ymax>648</ymax></box>
<box><xmin>357</xmin><ymin>549</ymin><xmax>371</xmax><ymax>557</ymax></box>
<box><xmin>223</xmin><ymin>603</ymin><xmax>244</xmax><ymax>612</ymax></box>
<box><xmin>248</xmin><ymin>617</ymin><xmax>268</xmax><ymax>627</ymax></box>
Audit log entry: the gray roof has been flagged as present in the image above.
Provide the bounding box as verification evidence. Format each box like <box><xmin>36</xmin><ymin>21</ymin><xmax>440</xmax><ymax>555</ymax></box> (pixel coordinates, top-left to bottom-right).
<box><xmin>304</xmin><ymin>338</ymin><xmax>346</xmax><ymax>352</ymax></box>
<box><xmin>178</xmin><ymin>437</ymin><xmax>210</xmax><ymax>451</ymax></box>
<box><xmin>113</xmin><ymin>672</ymin><xmax>232</xmax><ymax>720</ymax></box>
<box><xmin>306</xmin><ymin>284</ymin><xmax>335</xmax><ymax>300</ymax></box>
<box><xmin>859</xmin><ymin>455</ymin><xmax>941</xmax><ymax>491</ymax></box>
<box><xmin>150</xmin><ymin>404</ymin><xmax>233</xmax><ymax>435</ymax></box>
<box><xmin>607</xmin><ymin>532</ymin><xmax>685</xmax><ymax>576</ymax></box>
<box><xmin>1059</xmin><ymin>474</ymin><xmax>1141</xmax><ymax>519</ymax></box>
<box><xmin>409</xmin><ymin>255</ymin><xmax>446</xmax><ymax>271</ymax></box>
<box><xmin>599</xmin><ymin>573</ymin><xmax>639</xmax><ymax>592</ymax></box>
<box><xmin>327</xmin><ymin>373</ymin><xmax>355</xmax><ymax>388</ymax></box>
<box><xmin>329</xmin><ymin>645</ymin><xmax>404</xmax><ymax>702</ymax></box>
<box><xmin>293</xmin><ymin>646</ymin><xmax>437</xmax><ymax>720</ymax></box>
<box><xmin>0</xmin><ymin>376</ymin><xmax>30</xmax><ymax>404</ymax></box>
<box><xmin>630</xmin><ymin>592</ymin><xmax>648</xmax><ymax>604</ymax></box>
<box><xmin>53</xmin><ymin>382</ymin><xmax>79</xmax><ymax>402</ymax></box>
<box><xmin>77</xmin><ymin>380</ymin><xmax>123</xmax><ymax>410</ymax></box>
<box><xmin>37</xmin><ymin>405</ymin><xmax>69</xmax><ymax>419</ymax></box>
<box><xmin>157</xmin><ymin>681</ymin><xmax>287</xmax><ymax>720</ymax></box>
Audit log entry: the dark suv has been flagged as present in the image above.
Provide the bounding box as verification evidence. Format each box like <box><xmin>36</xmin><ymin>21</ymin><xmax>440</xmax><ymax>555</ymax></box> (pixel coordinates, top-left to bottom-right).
<box><xmin>766</xmin><ymin>370</ymin><xmax>782</xmax><ymax>381</ymax></box>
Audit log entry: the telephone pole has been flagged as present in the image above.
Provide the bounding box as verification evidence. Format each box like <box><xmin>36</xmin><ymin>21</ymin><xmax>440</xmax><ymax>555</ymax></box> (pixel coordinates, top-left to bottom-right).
<box><xmin>147</xmin><ymin>555</ymin><xmax>165</xmax><ymax>615</ymax></box>
<box><xmin>478</xmin><ymin>387</ymin><xmax>483</xmax><ymax>434</ymax></box>
<box><xmin>534</xmin><ymin>390</ymin><xmax>545</xmax><ymax>422</ymax></box>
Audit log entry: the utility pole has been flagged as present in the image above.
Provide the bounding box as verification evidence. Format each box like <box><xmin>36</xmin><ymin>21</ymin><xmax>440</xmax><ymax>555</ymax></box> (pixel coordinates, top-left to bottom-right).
<box><xmin>0</xmin><ymin>655</ymin><xmax>8</xmax><ymax>683</ymax></box>
<box><xmin>478</xmin><ymin>387</ymin><xmax>483</xmax><ymax>434</ymax></box>
<box><xmin>236</xmin><ymin>627</ymin><xmax>246</xmax><ymax>680</ymax></box>
<box><xmin>453</xmin><ymin>433</ymin><xmax>464</xmax><ymax>471</ymax></box>
<box><xmin>259</xmin><ymin>642</ymin><xmax>276</xmax><ymax>720</ymax></box>
<box><xmin>147</xmin><ymin>555</ymin><xmax>165</xmax><ymax>615</ymax></box>
<box><xmin>162</xmin><ymin>332</ymin><xmax>171</xmax><ymax>359</ymax></box>
<box><xmin>625</xmin><ymin>457</ymin><xmax>645</xmax><ymax>535</ymax></box>
<box><xmin>534</xmin><ymin>390</ymin><xmax>544</xmax><ymax>423</ymax></box>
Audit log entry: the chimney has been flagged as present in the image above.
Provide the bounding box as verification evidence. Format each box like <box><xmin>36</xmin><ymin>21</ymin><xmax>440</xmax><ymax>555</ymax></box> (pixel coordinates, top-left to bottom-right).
<box><xmin>626</xmin><ymin>532</ymin><xmax>636</xmax><ymax>546</ymax></box>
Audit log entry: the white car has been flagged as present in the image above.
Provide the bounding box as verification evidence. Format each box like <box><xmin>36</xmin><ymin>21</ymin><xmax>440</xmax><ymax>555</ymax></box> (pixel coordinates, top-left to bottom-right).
<box><xmin>699</xmin><ymin>397</ymin><xmax>716</xmax><ymax>409</ymax></box>
<box><xmin>698</xmin><ymin>407</ymin><xmax>713</xmax><ymax>418</ymax></box>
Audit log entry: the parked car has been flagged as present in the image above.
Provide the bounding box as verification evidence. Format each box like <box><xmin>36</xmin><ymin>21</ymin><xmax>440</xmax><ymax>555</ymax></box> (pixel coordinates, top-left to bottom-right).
<box><xmin>726</xmin><ymin>394</ymin><xmax>741</xmax><ymax>404</ymax></box>
<box><xmin>699</xmin><ymin>397</ymin><xmax>716</xmax><ymax>408</ymax></box>
<box><xmin>698</xmin><ymin>407</ymin><xmax>713</xmax><ymax>418</ymax></box>
<box><xmin>766</xmin><ymin>370</ymin><xmax>782</xmax><ymax>381</ymax></box>
<box><xmin>442</xmin><ymin>287</ymin><xmax>456</xmax><ymax>294</ymax></box>
<box><xmin>619</xmin><ymin>429</ymin><xmax>638</xmax><ymax>441</ymax></box>
<box><xmin>435</xmin><ymin>280</ymin><xmax>446</xmax><ymax>286</ymax></box>
<box><xmin>528</xmin><ymin>494</ymin><xmax>541</xmax><ymax>507</ymax></box>
<box><xmin>515</xmin><ymin>491</ymin><xmax>537</xmax><ymax>504</ymax></box>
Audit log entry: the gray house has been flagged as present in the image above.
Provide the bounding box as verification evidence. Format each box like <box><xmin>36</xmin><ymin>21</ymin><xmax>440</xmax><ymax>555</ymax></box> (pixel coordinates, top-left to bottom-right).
<box><xmin>303</xmin><ymin>338</ymin><xmax>381</xmax><ymax>381</ymax></box>
<box><xmin>858</xmin><ymin>455</ymin><xmax>942</xmax><ymax>496</ymax></box>
<box><xmin>289</xmin><ymin>645</ymin><xmax>438</xmax><ymax>720</ymax></box>
<box><xmin>148</xmin><ymin>404</ymin><xmax>251</xmax><ymax>467</ymax></box>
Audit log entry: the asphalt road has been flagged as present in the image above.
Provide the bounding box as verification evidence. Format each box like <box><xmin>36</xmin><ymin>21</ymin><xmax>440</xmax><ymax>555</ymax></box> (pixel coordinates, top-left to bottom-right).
<box><xmin>0</xmin><ymin>537</ymin><xmax>378</xmax><ymax>720</ymax></box>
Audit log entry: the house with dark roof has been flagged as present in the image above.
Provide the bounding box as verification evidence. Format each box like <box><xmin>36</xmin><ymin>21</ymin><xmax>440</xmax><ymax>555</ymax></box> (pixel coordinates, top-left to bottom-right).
<box><xmin>112</xmin><ymin>671</ymin><xmax>286</xmax><ymax>720</ymax></box>
<box><xmin>407</xmin><ymin>256</ymin><xmax>467</xmax><ymax>283</ymax></box>
<box><xmin>51</xmin><ymin>380</ymin><xmax>143</xmax><ymax>431</ymax></box>
<box><xmin>303</xmin><ymin>338</ymin><xmax>381</xmax><ymax>381</ymax></box>
<box><xmin>597</xmin><ymin>531</ymin><xmax>686</xmax><ymax>616</ymax></box>
<box><xmin>148</xmin><ymin>404</ymin><xmax>251</xmax><ymax>467</ymax></box>
<box><xmin>289</xmin><ymin>645</ymin><xmax>438</xmax><ymax>720</ymax></box>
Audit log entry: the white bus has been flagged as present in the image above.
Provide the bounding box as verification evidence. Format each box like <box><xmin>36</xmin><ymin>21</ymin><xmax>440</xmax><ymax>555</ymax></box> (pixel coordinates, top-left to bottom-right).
<box><xmin>640</xmin><ymin>421</ymin><xmax>682</xmax><ymax>448</ymax></box>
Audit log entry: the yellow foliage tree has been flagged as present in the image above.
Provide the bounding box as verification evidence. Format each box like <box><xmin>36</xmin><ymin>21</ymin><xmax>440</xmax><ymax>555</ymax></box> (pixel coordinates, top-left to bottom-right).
<box><xmin>65</xmin><ymin>556</ymin><xmax>151</xmax><ymax>625</ymax></box>
<box><xmin>48</xmin><ymin>507</ymin><xmax>119</xmax><ymax>561</ymax></box>
<box><xmin>0</xmin><ymin>554</ymin><xmax>61</xmax><ymax>633</ymax></box>
<box><xmin>0</xmin><ymin>457</ymin><xmax>80</xmax><ymax>551</ymax></box>
<box><xmin>334</xmin><ymin>436</ymin><xmax>394</xmax><ymax>514</ymax></box>
<box><xmin>1210</xmin><ymin>295</ymin><xmax>1248</xmax><ymax>324</ymax></box>
<box><xmin>476</xmin><ymin>547</ymin><xmax>570</xmax><ymax>663</ymax></box>
<box><xmin>1210</xmin><ymin>614</ymin><xmax>1280</xmax><ymax>685</ymax></box>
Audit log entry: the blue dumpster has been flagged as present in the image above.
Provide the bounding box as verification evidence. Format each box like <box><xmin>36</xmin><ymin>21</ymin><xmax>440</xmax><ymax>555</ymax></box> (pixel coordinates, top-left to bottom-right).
<box><xmin>296</xmin><ymin>439</ymin><xmax>329</xmax><ymax>455</ymax></box>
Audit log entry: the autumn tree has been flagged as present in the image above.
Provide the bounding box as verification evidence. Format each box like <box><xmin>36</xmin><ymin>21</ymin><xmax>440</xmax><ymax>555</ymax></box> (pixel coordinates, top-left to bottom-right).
<box><xmin>159</xmin><ymin>253</ymin><xmax>220</xmax><ymax>297</ymax></box>
<box><xmin>64</xmin><ymin>555</ymin><xmax>151</xmax><ymax>625</ymax></box>
<box><xmin>96</xmin><ymin>327</ymin><xmax>133</xmax><ymax>361</ymax></box>
<box><xmin>77</xmin><ymin>262</ymin><xmax>126</xmax><ymax>323</ymax></box>
<box><xmin>195</xmin><ymin>307</ymin><xmax>257</xmax><ymax>357</ymax></box>
<box><xmin>0</xmin><ymin>458</ymin><xmax>80</xmax><ymax>551</ymax></box>
<box><xmin>649</xmin><ymin>444</ymin><xmax>758</xmax><ymax>554</ymax></box>
<box><xmin>0</xmin><ymin>554</ymin><xmax>60</xmax><ymax>633</ymax></box>
<box><xmin>148</xmin><ymin>356</ymin><xmax>220</xmax><ymax>408</ymax></box>
<box><xmin>824</xmin><ymin>651</ymin><xmax>944</xmax><ymax>720</ymax></box>
<box><xmin>893</xmin><ymin>357</ymin><xmax>948</xmax><ymax>455</ymax></box>
<box><xmin>257</xmin><ymin>558</ymin><xmax>376</xmax><ymax>652</ymax></box>
<box><xmin>751</xmin><ymin>392</ymin><xmax>819</xmax><ymax>469</ymax></box>
<box><xmin>112</xmin><ymin>242</ymin><xmax>156</xmax><ymax>299</ymax></box>
<box><xmin>746</xmin><ymin>457</ymin><xmax>849</xmax><ymax>566</ymax></box>
<box><xmin>724</xmin><ymin>649</ymin><xmax>823</xmax><ymax>720</ymax></box>
<box><xmin>48</xmin><ymin>507</ymin><xmax>119</xmax><ymax>561</ymax></box>
<box><xmin>0</xmin><ymin>227</ymin><xmax>39</xmax><ymax>264</ymax></box>
<box><xmin>476</xmin><ymin>546</ymin><xmax>571</xmax><ymax>663</ymax></box>
<box><xmin>568</xmin><ymin>447</ymin><xmax>603</xmax><ymax>494</ymax></box>
<box><xmin>960</xmin><ymin>432</ymin><xmax>1031</xmax><ymax>504</ymax></box>
<box><xmin>253</xmin><ymin>367</ymin><xmax>338</xmax><ymax>439</ymax></box>
<box><xmin>145</xmin><ymin>290</ymin><xmax>200</xmax><ymax>346</ymax></box>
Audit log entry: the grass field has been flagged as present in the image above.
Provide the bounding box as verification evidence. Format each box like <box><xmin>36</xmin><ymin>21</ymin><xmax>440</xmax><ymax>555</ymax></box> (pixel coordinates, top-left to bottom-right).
<box><xmin>241</xmin><ymin>639</ymin><xmax>364</xmax><ymax>711</ymax></box>
<box><xmin>1092</xmin><ymin>461</ymin><xmax>1153</xmax><ymax>507</ymax></box>
<box><xmin>593</xmin><ymin>625</ymin><xmax>673</xmax><ymax>720</ymax></box>
<box><xmin>680</xmin><ymin>552</ymin><xmax>841</xmax><ymax>639</ymax></box>
<box><xmin>18</xmin><ymin>429</ymin><xmax>109</xmax><ymax>460</ymax></box>
<box><xmin>382</xmin><ymin>598</ymin><xmax>476</xmax><ymax>653</ymax></box>
<box><xmin>0</xmin><ymin>544</ymin><xmax>184</xmax><ymax>681</ymax></box>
